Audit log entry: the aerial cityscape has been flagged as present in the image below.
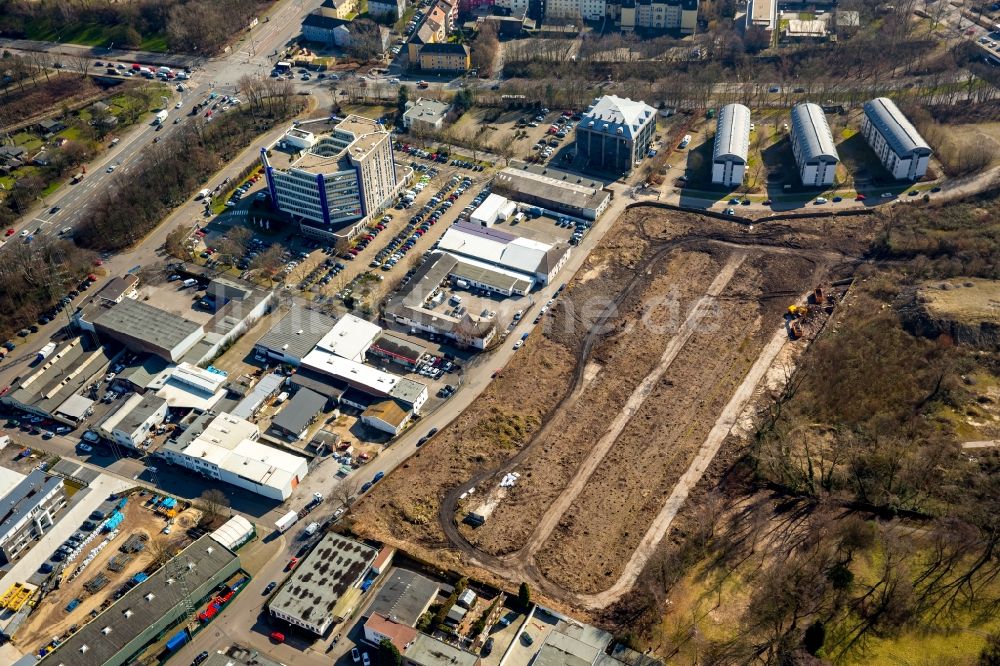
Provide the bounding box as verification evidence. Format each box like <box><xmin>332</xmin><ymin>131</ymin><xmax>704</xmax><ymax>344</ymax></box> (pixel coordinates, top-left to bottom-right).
<box><xmin>0</xmin><ymin>0</ymin><xmax>999</xmax><ymax>665</ymax></box>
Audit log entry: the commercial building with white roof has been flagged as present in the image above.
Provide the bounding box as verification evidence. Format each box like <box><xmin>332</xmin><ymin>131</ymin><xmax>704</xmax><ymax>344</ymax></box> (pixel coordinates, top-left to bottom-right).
<box><xmin>299</xmin><ymin>349</ymin><xmax>428</xmax><ymax>413</ymax></box>
<box><xmin>470</xmin><ymin>193</ymin><xmax>516</xmax><ymax>227</ymax></box>
<box><xmin>161</xmin><ymin>412</ymin><xmax>309</xmax><ymax>500</ymax></box>
<box><xmin>789</xmin><ymin>103</ymin><xmax>840</xmax><ymax>186</ymax></box>
<box><xmin>712</xmin><ymin>103</ymin><xmax>751</xmax><ymax>187</ymax></box>
<box><xmin>493</xmin><ymin>166</ymin><xmax>611</xmax><ymax>221</ymax></box>
<box><xmin>152</xmin><ymin>362</ymin><xmax>228</xmax><ymax>411</ymax></box>
<box><xmin>575</xmin><ymin>95</ymin><xmax>656</xmax><ymax>173</ymax></box>
<box><xmin>437</xmin><ymin>222</ymin><xmax>570</xmax><ymax>286</ymax></box>
<box><xmin>861</xmin><ymin>97</ymin><xmax>932</xmax><ymax>181</ymax></box>
<box><xmin>97</xmin><ymin>393</ymin><xmax>168</xmax><ymax>450</ymax></box>
<box><xmin>315</xmin><ymin>313</ymin><xmax>383</xmax><ymax>362</ymax></box>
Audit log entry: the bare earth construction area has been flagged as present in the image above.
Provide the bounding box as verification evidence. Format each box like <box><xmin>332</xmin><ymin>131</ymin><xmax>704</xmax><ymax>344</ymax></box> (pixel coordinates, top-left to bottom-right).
<box><xmin>350</xmin><ymin>206</ymin><xmax>879</xmax><ymax>611</ymax></box>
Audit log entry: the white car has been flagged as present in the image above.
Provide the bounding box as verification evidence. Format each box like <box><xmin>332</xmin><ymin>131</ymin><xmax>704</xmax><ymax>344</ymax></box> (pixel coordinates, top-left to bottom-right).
<box><xmin>362</xmin><ymin>653</ymin><xmax>371</xmax><ymax>666</ymax></box>
<box><xmin>175</xmin><ymin>101</ymin><xmax>182</xmax><ymax>108</ymax></box>
<box><xmin>513</xmin><ymin>340</ymin><xmax>523</xmax><ymax>350</ymax></box>
<box><xmin>106</xmin><ymin>164</ymin><xmax>117</xmax><ymax>173</ymax></box>
<box><xmin>78</xmin><ymin>443</ymin><xmax>93</xmax><ymax>453</ymax></box>
<box><xmin>352</xmin><ymin>648</ymin><xmax>361</xmax><ymax>663</ymax></box>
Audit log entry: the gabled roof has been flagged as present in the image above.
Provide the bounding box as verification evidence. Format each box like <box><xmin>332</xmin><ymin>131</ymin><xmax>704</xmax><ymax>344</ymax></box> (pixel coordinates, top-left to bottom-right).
<box><xmin>303</xmin><ymin>12</ymin><xmax>350</xmax><ymax>29</ymax></box>
<box><xmin>790</xmin><ymin>103</ymin><xmax>839</xmax><ymax>163</ymax></box>
<box><xmin>863</xmin><ymin>97</ymin><xmax>931</xmax><ymax>158</ymax></box>
<box><xmin>578</xmin><ymin>95</ymin><xmax>655</xmax><ymax>141</ymax></box>
<box><xmin>713</xmin><ymin>103</ymin><xmax>750</xmax><ymax>163</ymax></box>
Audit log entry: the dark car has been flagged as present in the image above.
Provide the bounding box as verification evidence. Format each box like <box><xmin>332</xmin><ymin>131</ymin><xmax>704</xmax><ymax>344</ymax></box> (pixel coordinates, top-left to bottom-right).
<box><xmin>192</xmin><ymin>651</ymin><xmax>210</xmax><ymax>665</ymax></box>
<box><xmin>263</xmin><ymin>581</ymin><xmax>277</xmax><ymax>595</ymax></box>
<box><xmin>482</xmin><ymin>637</ymin><xmax>495</xmax><ymax>656</ymax></box>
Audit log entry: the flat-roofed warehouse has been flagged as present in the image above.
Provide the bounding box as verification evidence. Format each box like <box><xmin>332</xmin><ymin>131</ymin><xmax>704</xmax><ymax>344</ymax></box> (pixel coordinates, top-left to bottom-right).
<box><xmin>861</xmin><ymin>97</ymin><xmax>932</xmax><ymax>181</ymax></box>
<box><xmin>254</xmin><ymin>305</ymin><xmax>339</xmax><ymax>366</ymax></box>
<box><xmin>712</xmin><ymin>103</ymin><xmax>751</xmax><ymax>187</ymax></box>
<box><xmin>79</xmin><ymin>297</ymin><xmax>206</xmax><ymax>362</ymax></box>
<box><xmin>268</xmin><ymin>533</ymin><xmax>377</xmax><ymax>635</ymax></box>
<box><xmin>789</xmin><ymin>103</ymin><xmax>840</xmax><ymax>187</ymax></box>
<box><xmin>38</xmin><ymin>535</ymin><xmax>241</xmax><ymax>666</ymax></box>
<box><xmin>363</xmin><ymin>568</ymin><xmax>440</xmax><ymax>626</ymax></box>
<box><xmin>1</xmin><ymin>337</ymin><xmax>114</xmax><ymax>424</ymax></box>
<box><xmin>493</xmin><ymin>166</ymin><xmax>611</xmax><ymax>221</ymax></box>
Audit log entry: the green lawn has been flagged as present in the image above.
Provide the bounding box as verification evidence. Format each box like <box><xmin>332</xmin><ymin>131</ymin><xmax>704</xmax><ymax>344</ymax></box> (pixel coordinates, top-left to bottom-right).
<box><xmin>12</xmin><ymin>132</ymin><xmax>43</xmax><ymax>151</ymax></box>
<box><xmin>57</xmin><ymin>127</ymin><xmax>82</xmax><ymax>141</ymax></box>
<box><xmin>41</xmin><ymin>181</ymin><xmax>62</xmax><ymax>197</ymax></box>
<box><xmin>24</xmin><ymin>19</ymin><xmax>168</xmax><ymax>52</ymax></box>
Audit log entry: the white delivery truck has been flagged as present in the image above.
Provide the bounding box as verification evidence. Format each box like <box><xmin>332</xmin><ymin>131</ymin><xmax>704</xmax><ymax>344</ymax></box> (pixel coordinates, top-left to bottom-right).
<box><xmin>153</xmin><ymin>110</ymin><xmax>169</xmax><ymax>125</ymax></box>
<box><xmin>304</xmin><ymin>522</ymin><xmax>320</xmax><ymax>537</ymax></box>
<box><xmin>275</xmin><ymin>510</ymin><xmax>298</xmax><ymax>533</ymax></box>
<box><xmin>36</xmin><ymin>342</ymin><xmax>57</xmax><ymax>362</ymax></box>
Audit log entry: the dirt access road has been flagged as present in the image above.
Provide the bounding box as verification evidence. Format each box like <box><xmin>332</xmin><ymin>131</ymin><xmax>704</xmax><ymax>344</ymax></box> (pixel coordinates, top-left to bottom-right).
<box><xmin>350</xmin><ymin>206</ymin><xmax>878</xmax><ymax>613</ymax></box>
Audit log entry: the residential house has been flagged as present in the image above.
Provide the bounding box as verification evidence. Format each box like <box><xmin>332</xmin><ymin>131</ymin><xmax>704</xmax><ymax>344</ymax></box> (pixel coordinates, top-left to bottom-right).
<box><xmin>36</xmin><ymin>118</ymin><xmax>65</xmax><ymax>137</ymax></box>
<box><xmin>418</xmin><ymin>43</ymin><xmax>470</xmax><ymax>72</ymax></box>
<box><xmin>408</xmin><ymin>20</ymin><xmax>445</xmax><ymax>61</ymax></box>
<box><xmin>319</xmin><ymin>0</ymin><xmax>359</xmax><ymax>19</ymax></box>
<box><xmin>302</xmin><ymin>12</ymin><xmax>352</xmax><ymax>46</ymax></box>
<box><xmin>369</xmin><ymin>0</ymin><xmax>406</xmax><ymax>19</ymax></box>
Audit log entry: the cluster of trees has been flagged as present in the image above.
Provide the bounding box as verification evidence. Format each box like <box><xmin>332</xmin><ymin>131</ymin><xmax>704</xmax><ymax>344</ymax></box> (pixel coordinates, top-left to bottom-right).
<box><xmin>0</xmin><ymin>0</ymin><xmax>264</xmax><ymax>54</ymax></box>
<box><xmin>0</xmin><ymin>236</ymin><xmax>96</xmax><ymax>341</ymax></box>
<box><xmin>470</xmin><ymin>21</ymin><xmax>499</xmax><ymax>77</ymax></box>
<box><xmin>344</xmin><ymin>20</ymin><xmax>387</xmax><ymax>63</ymax></box>
<box><xmin>76</xmin><ymin>77</ymin><xmax>299</xmax><ymax>251</ymax></box>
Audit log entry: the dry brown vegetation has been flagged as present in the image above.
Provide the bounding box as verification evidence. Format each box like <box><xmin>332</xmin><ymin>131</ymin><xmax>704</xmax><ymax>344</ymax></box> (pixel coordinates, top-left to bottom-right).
<box><xmin>350</xmin><ymin>207</ymin><xmax>878</xmax><ymax>604</ymax></box>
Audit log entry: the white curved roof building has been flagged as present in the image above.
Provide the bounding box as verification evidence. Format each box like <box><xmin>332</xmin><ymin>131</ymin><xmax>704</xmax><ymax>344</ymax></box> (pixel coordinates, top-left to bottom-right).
<box><xmin>861</xmin><ymin>97</ymin><xmax>932</xmax><ymax>181</ymax></box>
<box><xmin>712</xmin><ymin>103</ymin><xmax>751</xmax><ymax>187</ymax></box>
<box><xmin>790</xmin><ymin>103</ymin><xmax>840</xmax><ymax>186</ymax></box>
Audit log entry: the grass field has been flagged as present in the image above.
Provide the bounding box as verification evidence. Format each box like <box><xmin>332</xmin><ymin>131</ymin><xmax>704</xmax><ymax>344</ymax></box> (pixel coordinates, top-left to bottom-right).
<box><xmin>24</xmin><ymin>19</ymin><xmax>168</xmax><ymax>52</ymax></box>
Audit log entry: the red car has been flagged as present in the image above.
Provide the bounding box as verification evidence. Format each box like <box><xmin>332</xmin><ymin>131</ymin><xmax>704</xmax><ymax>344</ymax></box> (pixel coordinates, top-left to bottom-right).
<box><xmin>286</xmin><ymin>557</ymin><xmax>298</xmax><ymax>571</ymax></box>
<box><xmin>270</xmin><ymin>631</ymin><xmax>285</xmax><ymax>643</ymax></box>
<box><xmin>4</xmin><ymin>228</ymin><xmax>14</xmax><ymax>236</ymax></box>
<box><xmin>855</xmin><ymin>194</ymin><xmax>866</xmax><ymax>201</ymax></box>
<box><xmin>94</xmin><ymin>259</ymin><xmax>104</xmax><ymax>266</ymax></box>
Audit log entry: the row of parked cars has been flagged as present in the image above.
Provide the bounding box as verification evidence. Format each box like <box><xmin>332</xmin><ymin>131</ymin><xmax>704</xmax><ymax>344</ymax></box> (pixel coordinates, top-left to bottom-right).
<box><xmin>299</xmin><ymin>258</ymin><xmax>348</xmax><ymax>290</ymax></box>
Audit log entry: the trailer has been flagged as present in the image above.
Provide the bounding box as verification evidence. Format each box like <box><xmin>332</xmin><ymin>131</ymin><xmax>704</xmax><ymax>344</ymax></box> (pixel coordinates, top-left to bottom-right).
<box><xmin>34</xmin><ymin>342</ymin><xmax>56</xmax><ymax>362</ymax></box>
<box><xmin>275</xmin><ymin>510</ymin><xmax>298</xmax><ymax>533</ymax></box>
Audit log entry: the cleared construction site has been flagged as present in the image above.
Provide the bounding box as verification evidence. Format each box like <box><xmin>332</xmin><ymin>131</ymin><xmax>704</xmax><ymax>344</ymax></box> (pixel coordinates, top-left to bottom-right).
<box><xmin>350</xmin><ymin>205</ymin><xmax>879</xmax><ymax>611</ymax></box>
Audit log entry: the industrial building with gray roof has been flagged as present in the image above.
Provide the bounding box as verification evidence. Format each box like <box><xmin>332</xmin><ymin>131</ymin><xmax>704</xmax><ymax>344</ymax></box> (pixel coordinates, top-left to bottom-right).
<box><xmin>84</xmin><ymin>297</ymin><xmax>206</xmax><ymax>362</ymax></box>
<box><xmin>39</xmin><ymin>535</ymin><xmax>241</xmax><ymax>666</ymax></box>
<box><xmin>1</xmin><ymin>337</ymin><xmax>115</xmax><ymax>423</ymax></box>
<box><xmin>364</xmin><ymin>568</ymin><xmax>440</xmax><ymax>626</ymax></box>
<box><xmin>861</xmin><ymin>97</ymin><xmax>932</xmax><ymax>181</ymax></box>
<box><xmin>268</xmin><ymin>532</ymin><xmax>378</xmax><ymax>635</ymax></box>
<box><xmin>712</xmin><ymin>103</ymin><xmax>751</xmax><ymax>187</ymax></box>
<box><xmin>269</xmin><ymin>387</ymin><xmax>328</xmax><ymax>439</ymax></box>
<box><xmin>789</xmin><ymin>103</ymin><xmax>840</xmax><ymax>186</ymax></box>
<box><xmin>493</xmin><ymin>166</ymin><xmax>610</xmax><ymax>221</ymax></box>
<box><xmin>255</xmin><ymin>305</ymin><xmax>339</xmax><ymax>366</ymax></box>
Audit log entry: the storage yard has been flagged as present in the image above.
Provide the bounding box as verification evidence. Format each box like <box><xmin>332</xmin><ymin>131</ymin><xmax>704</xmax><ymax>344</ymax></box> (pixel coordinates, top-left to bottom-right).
<box><xmin>14</xmin><ymin>494</ymin><xmax>201</xmax><ymax>653</ymax></box>
<box><xmin>349</xmin><ymin>205</ymin><xmax>880</xmax><ymax>608</ymax></box>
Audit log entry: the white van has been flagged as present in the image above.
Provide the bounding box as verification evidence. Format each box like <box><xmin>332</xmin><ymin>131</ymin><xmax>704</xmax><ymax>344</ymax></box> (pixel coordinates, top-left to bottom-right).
<box><xmin>182</xmin><ymin>278</ymin><xmax>198</xmax><ymax>288</ymax></box>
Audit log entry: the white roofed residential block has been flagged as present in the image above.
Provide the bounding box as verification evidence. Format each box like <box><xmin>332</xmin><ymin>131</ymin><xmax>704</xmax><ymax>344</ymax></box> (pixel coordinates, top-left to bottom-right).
<box><xmin>579</xmin><ymin>95</ymin><xmax>656</xmax><ymax>141</ymax></box>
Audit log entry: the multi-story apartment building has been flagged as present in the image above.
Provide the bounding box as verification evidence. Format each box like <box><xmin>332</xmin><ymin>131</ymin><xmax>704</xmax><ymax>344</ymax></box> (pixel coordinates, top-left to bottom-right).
<box><xmin>790</xmin><ymin>102</ymin><xmax>840</xmax><ymax>187</ymax></box>
<box><xmin>606</xmin><ymin>0</ymin><xmax>698</xmax><ymax>33</ymax></box>
<box><xmin>262</xmin><ymin>116</ymin><xmax>398</xmax><ymax>242</ymax></box>
<box><xmin>0</xmin><ymin>471</ymin><xmax>67</xmax><ymax>564</ymax></box>
<box><xmin>545</xmin><ymin>0</ymin><xmax>606</xmax><ymax>20</ymax></box>
<box><xmin>861</xmin><ymin>97</ymin><xmax>932</xmax><ymax>181</ymax></box>
<box><xmin>419</xmin><ymin>43</ymin><xmax>471</xmax><ymax>72</ymax></box>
